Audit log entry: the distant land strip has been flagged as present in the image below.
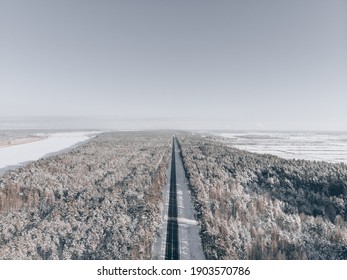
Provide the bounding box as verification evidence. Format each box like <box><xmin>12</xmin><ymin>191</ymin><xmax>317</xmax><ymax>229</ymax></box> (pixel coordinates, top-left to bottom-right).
<box><xmin>0</xmin><ymin>137</ymin><xmax>48</xmax><ymax>148</ymax></box>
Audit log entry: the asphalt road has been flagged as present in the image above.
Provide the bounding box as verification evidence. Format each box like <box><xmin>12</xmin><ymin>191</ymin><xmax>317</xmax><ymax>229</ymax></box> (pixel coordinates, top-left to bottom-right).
<box><xmin>165</xmin><ymin>136</ymin><xmax>180</xmax><ymax>260</ymax></box>
<box><xmin>152</xmin><ymin>135</ymin><xmax>205</xmax><ymax>260</ymax></box>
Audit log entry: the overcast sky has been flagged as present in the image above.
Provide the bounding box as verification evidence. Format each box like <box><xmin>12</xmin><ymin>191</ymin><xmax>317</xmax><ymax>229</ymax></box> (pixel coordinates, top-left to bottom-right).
<box><xmin>0</xmin><ymin>0</ymin><xmax>346</xmax><ymax>130</ymax></box>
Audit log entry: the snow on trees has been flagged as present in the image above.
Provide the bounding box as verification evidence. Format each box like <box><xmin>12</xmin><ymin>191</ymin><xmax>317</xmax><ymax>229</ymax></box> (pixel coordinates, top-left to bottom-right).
<box><xmin>0</xmin><ymin>131</ymin><xmax>170</xmax><ymax>260</ymax></box>
<box><xmin>177</xmin><ymin>132</ymin><xmax>347</xmax><ymax>260</ymax></box>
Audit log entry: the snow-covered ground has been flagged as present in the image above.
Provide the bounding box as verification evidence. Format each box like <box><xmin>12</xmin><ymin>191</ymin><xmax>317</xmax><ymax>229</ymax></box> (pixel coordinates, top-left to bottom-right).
<box><xmin>215</xmin><ymin>131</ymin><xmax>347</xmax><ymax>164</ymax></box>
<box><xmin>0</xmin><ymin>131</ymin><xmax>99</xmax><ymax>172</ymax></box>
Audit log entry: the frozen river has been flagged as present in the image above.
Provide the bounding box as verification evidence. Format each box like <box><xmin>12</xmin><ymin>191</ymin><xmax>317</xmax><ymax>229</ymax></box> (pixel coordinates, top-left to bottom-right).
<box><xmin>0</xmin><ymin>131</ymin><xmax>98</xmax><ymax>173</ymax></box>
<box><xmin>215</xmin><ymin>131</ymin><xmax>347</xmax><ymax>164</ymax></box>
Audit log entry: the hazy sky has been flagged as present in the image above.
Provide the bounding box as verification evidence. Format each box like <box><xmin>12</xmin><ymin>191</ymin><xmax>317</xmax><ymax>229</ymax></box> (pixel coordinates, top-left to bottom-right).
<box><xmin>1</xmin><ymin>0</ymin><xmax>346</xmax><ymax>130</ymax></box>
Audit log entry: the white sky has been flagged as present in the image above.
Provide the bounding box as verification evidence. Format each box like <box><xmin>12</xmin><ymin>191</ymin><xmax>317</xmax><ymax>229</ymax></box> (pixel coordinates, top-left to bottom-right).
<box><xmin>0</xmin><ymin>0</ymin><xmax>346</xmax><ymax>130</ymax></box>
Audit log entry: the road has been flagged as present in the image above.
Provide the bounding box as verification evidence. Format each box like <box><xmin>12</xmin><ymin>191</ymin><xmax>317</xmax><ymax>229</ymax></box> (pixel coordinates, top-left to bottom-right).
<box><xmin>152</xmin><ymin>135</ymin><xmax>205</xmax><ymax>260</ymax></box>
<box><xmin>165</xmin><ymin>136</ymin><xmax>180</xmax><ymax>259</ymax></box>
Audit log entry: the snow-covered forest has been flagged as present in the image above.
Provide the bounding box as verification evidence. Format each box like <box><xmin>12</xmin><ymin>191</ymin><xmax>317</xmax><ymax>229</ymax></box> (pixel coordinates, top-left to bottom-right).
<box><xmin>177</xmin><ymin>133</ymin><xmax>347</xmax><ymax>260</ymax></box>
<box><xmin>0</xmin><ymin>132</ymin><xmax>170</xmax><ymax>259</ymax></box>
<box><xmin>1</xmin><ymin>130</ymin><xmax>346</xmax><ymax>260</ymax></box>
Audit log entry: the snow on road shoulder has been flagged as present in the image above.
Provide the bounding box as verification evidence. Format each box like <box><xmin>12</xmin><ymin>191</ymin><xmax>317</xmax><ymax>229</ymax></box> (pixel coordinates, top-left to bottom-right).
<box><xmin>0</xmin><ymin>131</ymin><xmax>100</xmax><ymax>171</ymax></box>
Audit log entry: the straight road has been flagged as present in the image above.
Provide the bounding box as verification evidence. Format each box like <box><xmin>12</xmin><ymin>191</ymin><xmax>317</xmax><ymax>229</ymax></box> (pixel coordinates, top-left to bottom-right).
<box><xmin>165</xmin><ymin>136</ymin><xmax>180</xmax><ymax>259</ymax></box>
<box><xmin>152</xmin><ymin>135</ymin><xmax>205</xmax><ymax>260</ymax></box>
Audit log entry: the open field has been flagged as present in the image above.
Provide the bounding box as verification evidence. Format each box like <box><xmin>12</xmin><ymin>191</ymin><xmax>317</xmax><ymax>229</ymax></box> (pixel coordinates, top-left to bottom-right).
<box><xmin>213</xmin><ymin>131</ymin><xmax>347</xmax><ymax>164</ymax></box>
<box><xmin>0</xmin><ymin>131</ymin><xmax>100</xmax><ymax>173</ymax></box>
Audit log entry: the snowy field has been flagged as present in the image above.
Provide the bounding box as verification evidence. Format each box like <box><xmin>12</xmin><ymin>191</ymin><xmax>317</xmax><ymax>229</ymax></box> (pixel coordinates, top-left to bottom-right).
<box><xmin>215</xmin><ymin>131</ymin><xmax>347</xmax><ymax>164</ymax></box>
<box><xmin>0</xmin><ymin>131</ymin><xmax>99</xmax><ymax>173</ymax></box>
